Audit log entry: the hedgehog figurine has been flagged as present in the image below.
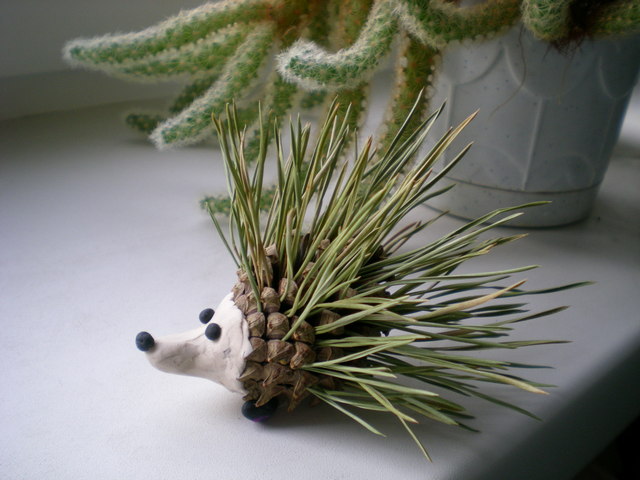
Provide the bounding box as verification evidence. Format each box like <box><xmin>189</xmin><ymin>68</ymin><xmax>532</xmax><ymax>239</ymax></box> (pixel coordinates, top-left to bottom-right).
<box><xmin>134</xmin><ymin>97</ymin><xmax>578</xmax><ymax>459</ymax></box>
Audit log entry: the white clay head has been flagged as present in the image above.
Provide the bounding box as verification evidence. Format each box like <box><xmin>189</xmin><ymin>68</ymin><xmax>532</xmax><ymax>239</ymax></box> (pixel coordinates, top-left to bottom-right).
<box><xmin>135</xmin><ymin>293</ymin><xmax>252</xmax><ymax>394</ymax></box>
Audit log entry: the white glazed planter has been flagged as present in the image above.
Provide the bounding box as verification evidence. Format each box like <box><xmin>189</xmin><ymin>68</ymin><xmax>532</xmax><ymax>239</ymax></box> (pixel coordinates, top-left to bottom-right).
<box><xmin>426</xmin><ymin>27</ymin><xmax>640</xmax><ymax>227</ymax></box>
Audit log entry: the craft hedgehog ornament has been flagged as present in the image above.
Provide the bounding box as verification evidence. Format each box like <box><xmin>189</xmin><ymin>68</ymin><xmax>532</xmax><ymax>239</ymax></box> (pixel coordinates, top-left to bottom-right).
<box><xmin>134</xmin><ymin>98</ymin><xmax>581</xmax><ymax>459</ymax></box>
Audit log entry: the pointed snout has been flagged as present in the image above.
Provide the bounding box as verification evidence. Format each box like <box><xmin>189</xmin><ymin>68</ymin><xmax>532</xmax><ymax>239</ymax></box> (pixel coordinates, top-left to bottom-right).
<box><xmin>135</xmin><ymin>331</ymin><xmax>155</xmax><ymax>352</ymax></box>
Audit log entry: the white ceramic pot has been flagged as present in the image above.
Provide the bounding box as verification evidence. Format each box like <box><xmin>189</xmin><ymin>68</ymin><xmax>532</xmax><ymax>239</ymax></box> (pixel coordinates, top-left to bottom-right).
<box><xmin>426</xmin><ymin>26</ymin><xmax>640</xmax><ymax>227</ymax></box>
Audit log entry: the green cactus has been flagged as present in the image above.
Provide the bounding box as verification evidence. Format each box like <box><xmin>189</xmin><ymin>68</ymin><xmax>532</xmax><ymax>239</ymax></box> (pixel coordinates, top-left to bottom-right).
<box><xmin>64</xmin><ymin>0</ymin><xmax>640</xmax><ymax>151</ymax></box>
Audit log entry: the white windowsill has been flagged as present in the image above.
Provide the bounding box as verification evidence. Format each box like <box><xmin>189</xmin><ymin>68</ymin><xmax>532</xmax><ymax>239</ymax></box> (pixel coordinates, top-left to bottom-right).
<box><xmin>1</xmin><ymin>99</ymin><xmax>639</xmax><ymax>479</ymax></box>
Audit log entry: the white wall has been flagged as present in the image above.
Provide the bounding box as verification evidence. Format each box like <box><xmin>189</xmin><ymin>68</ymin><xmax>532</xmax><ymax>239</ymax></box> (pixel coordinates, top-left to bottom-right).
<box><xmin>0</xmin><ymin>0</ymin><xmax>206</xmax><ymax>119</ymax></box>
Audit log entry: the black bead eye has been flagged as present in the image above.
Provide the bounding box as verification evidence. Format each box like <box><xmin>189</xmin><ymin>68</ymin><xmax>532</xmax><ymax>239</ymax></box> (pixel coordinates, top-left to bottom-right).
<box><xmin>204</xmin><ymin>323</ymin><xmax>222</xmax><ymax>341</ymax></box>
<box><xmin>199</xmin><ymin>308</ymin><xmax>214</xmax><ymax>324</ymax></box>
<box><xmin>135</xmin><ymin>331</ymin><xmax>155</xmax><ymax>352</ymax></box>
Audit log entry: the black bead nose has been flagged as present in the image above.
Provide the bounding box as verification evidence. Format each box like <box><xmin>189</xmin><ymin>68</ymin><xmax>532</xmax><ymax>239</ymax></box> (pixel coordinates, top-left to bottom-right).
<box><xmin>199</xmin><ymin>308</ymin><xmax>215</xmax><ymax>324</ymax></box>
<box><xmin>136</xmin><ymin>331</ymin><xmax>155</xmax><ymax>352</ymax></box>
<box><xmin>204</xmin><ymin>323</ymin><xmax>222</xmax><ymax>341</ymax></box>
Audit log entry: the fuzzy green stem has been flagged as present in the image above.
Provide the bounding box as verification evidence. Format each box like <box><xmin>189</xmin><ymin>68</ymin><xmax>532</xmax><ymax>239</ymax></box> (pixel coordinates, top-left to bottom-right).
<box><xmin>150</xmin><ymin>23</ymin><xmax>276</xmax><ymax>149</ymax></box>
<box><xmin>277</xmin><ymin>0</ymin><xmax>398</xmax><ymax>89</ymax></box>
<box><xmin>64</xmin><ymin>0</ymin><xmax>279</xmax><ymax>66</ymax></box>
<box><xmin>397</xmin><ymin>0</ymin><xmax>521</xmax><ymax>47</ymax></box>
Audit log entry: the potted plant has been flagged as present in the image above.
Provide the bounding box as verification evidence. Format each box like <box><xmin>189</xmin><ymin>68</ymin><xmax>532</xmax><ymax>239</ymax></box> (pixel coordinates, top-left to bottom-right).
<box><xmin>64</xmin><ymin>0</ymin><xmax>640</xmax><ymax>224</ymax></box>
<box><xmin>423</xmin><ymin>1</ymin><xmax>640</xmax><ymax>226</ymax></box>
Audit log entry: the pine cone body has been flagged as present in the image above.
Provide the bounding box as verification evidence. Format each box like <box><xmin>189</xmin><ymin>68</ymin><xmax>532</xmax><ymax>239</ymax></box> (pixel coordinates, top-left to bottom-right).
<box><xmin>235</xmin><ymin>243</ymin><xmax>381</xmax><ymax>411</ymax></box>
